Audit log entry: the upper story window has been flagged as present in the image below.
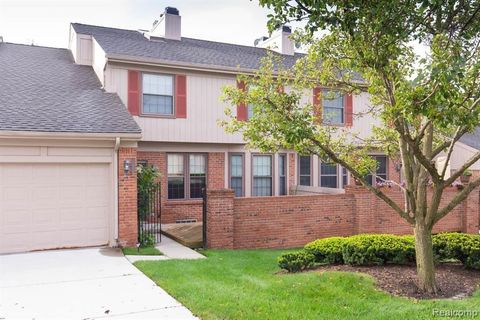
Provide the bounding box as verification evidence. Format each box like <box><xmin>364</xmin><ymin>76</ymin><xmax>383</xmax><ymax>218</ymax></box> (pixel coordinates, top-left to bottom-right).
<box><xmin>252</xmin><ymin>155</ymin><xmax>273</xmax><ymax>196</ymax></box>
<box><xmin>323</xmin><ymin>90</ymin><xmax>344</xmax><ymax>125</ymax></box>
<box><xmin>247</xmin><ymin>104</ymin><xmax>254</xmax><ymax>120</ymax></box>
<box><xmin>142</xmin><ymin>73</ymin><xmax>174</xmax><ymax>116</ymax></box>
<box><xmin>299</xmin><ymin>155</ymin><xmax>312</xmax><ymax>186</ymax></box>
<box><xmin>366</xmin><ymin>155</ymin><xmax>388</xmax><ymax>185</ymax></box>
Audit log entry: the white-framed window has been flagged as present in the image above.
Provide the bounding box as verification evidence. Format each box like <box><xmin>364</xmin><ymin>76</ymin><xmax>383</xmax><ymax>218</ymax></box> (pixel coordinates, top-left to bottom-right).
<box><xmin>142</xmin><ymin>73</ymin><xmax>174</xmax><ymax>115</ymax></box>
<box><xmin>229</xmin><ymin>154</ymin><xmax>244</xmax><ymax>197</ymax></box>
<box><xmin>299</xmin><ymin>155</ymin><xmax>312</xmax><ymax>186</ymax></box>
<box><xmin>247</xmin><ymin>104</ymin><xmax>254</xmax><ymax>120</ymax></box>
<box><xmin>322</xmin><ymin>90</ymin><xmax>344</xmax><ymax>124</ymax></box>
<box><xmin>341</xmin><ymin>166</ymin><xmax>349</xmax><ymax>188</ymax></box>
<box><xmin>252</xmin><ymin>155</ymin><xmax>273</xmax><ymax>196</ymax></box>
<box><xmin>366</xmin><ymin>155</ymin><xmax>388</xmax><ymax>185</ymax></box>
<box><xmin>278</xmin><ymin>154</ymin><xmax>287</xmax><ymax>195</ymax></box>
<box><xmin>320</xmin><ymin>162</ymin><xmax>338</xmax><ymax>188</ymax></box>
<box><xmin>167</xmin><ymin>153</ymin><xmax>206</xmax><ymax>200</ymax></box>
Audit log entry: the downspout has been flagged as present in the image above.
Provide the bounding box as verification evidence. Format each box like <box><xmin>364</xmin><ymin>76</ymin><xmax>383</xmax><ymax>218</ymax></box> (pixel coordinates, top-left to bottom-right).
<box><xmin>113</xmin><ymin>137</ymin><xmax>121</xmax><ymax>243</ymax></box>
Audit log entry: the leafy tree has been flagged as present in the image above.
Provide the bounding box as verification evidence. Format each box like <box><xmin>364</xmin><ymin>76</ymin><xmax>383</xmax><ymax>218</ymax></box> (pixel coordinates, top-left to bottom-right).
<box><xmin>222</xmin><ymin>0</ymin><xmax>480</xmax><ymax>293</ymax></box>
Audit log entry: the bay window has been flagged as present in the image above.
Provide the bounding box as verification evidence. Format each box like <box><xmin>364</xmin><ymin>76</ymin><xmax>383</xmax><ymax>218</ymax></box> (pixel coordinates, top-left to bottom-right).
<box><xmin>299</xmin><ymin>155</ymin><xmax>312</xmax><ymax>186</ymax></box>
<box><xmin>320</xmin><ymin>162</ymin><xmax>338</xmax><ymax>188</ymax></box>
<box><xmin>279</xmin><ymin>154</ymin><xmax>287</xmax><ymax>195</ymax></box>
<box><xmin>252</xmin><ymin>155</ymin><xmax>273</xmax><ymax>196</ymax></box>
<box><xmin>366</xmin><ymin>155</ymin><xmax>388</xmax><ymax>185</ymax></box>
<box><xmin>229</xmin><ymin>154</ymin><xmax>244</xmax><ymax>197</ymax></box>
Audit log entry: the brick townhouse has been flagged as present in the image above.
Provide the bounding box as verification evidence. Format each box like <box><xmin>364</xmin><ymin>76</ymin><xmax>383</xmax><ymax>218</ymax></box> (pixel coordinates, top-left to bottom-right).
<box><xmin>68</xmin><ymin>7</ymin><xmax>398</xmax><ymax>225</ymax></box>
<box><xmin>3</xmin><ymin>6</ymin><xmax>472</xmax><ymax>254</ymax></box>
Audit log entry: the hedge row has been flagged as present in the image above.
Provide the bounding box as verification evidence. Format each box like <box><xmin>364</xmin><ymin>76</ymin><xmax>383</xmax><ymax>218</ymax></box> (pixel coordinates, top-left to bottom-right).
<box><xmin>278</xmin><ymin>233</ymin><xmax>480</xmax><ymax>272</ymax></box>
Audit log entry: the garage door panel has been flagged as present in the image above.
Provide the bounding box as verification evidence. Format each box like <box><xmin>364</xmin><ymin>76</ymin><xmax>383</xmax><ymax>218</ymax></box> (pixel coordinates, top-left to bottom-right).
<box><xmin>59</xmin><ymin>186</ymin><xmax>86</xmax><ymax>206</ymax></box>
<box><xmin>32</xmin><ymin>208</ymin><xmax>61</xmax><ymax>230</ymax></box>
<box><xmin>87</xmin><ymin>187</ymin><xmax>109</xmax><ymax>206</ymax></box>
<box><xmin>0</xmin><ymin>233</ymin><xmax>31</xmax><ymax>252</ymax></box>
<box><xmin>32</xmin><ymin>187</ymin><xmax>59</xmax><ymax>206</ymax></box>
<box><xmin>0</xmin><ymin>162</ymin><xmax>112</xmax><ymax>254</ymax></box>
<box><xmin>2</xmin><ymin>209</ymin><xmax>31</xmax><ymax>232</ymax></box>
<box><xmin>31</xmin><ymin>231</ymin><xmax>61</xmax><ymax>248</ymax></box>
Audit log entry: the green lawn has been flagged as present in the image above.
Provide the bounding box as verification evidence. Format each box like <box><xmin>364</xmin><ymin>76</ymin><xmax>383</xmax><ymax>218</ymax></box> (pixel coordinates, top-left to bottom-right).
<box><xmin>122</xmin><ymin>247</ymin><xmax>162</xmax><ymax>256</ymax></box>
<box><xmin>135</xmin><ymin>250</ymin><xmax>480</xmax><ymax>320</ymax></box>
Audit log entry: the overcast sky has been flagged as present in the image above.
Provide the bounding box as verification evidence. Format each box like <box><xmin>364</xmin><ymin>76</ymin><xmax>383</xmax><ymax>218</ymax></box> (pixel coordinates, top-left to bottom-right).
<box><xmin>0</xmin><ymin>0</ymin><xmax>286</xmax><ymax>48</ymax></box>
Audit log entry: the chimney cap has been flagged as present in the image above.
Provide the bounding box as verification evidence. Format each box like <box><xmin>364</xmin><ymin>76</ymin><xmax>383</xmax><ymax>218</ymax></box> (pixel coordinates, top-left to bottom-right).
<box><xmin>165</xmin><ymin>7</ymin><xmax>179</xmax><ymax>15</ymax></box>
<box><xmin>282</xmin><ymin>25</ymin><xmax>292</xmax><ymax>33</ymax></box>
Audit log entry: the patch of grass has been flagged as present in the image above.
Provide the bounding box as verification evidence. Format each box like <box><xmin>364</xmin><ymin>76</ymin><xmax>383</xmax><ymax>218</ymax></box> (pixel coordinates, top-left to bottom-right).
<box><xmin>135</xmin><ymin>250</ymin><xmax>480</xmax><ymax>320</ymax></box>
<box><xmin>122</xmin><ymin>247</ymin><xmax>162</xmax><ymax>256</ymax></box>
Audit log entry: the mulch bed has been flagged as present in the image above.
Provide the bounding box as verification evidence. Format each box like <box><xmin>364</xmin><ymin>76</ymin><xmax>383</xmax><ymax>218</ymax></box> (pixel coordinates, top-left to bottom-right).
<box><xmin>315</xmin><ymin>263</ymin><xmax>480</xmax><ymax>299</ymax></box>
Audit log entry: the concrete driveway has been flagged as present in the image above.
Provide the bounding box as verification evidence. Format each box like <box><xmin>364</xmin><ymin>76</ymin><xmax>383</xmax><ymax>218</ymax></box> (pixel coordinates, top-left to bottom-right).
<box><xmin>0</xmin><ymin>247</ymin><xmax>197</xmax><ymax>319</ymax></box>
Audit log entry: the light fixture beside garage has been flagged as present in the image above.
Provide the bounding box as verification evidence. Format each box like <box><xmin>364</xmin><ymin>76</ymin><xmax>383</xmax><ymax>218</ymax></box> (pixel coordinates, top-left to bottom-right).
<box><xmin>124</xmin><ymin>159</ymin><xmax>133</xmax><ymax>175</ymax></box>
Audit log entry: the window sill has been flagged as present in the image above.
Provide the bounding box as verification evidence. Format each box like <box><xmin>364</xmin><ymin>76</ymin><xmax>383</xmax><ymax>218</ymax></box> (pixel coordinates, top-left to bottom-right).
<box><xmin>139</xmin><ymin>113</ymin><xmax>177</xmax><ymax>119</ymax></box>
<box><xmin>165</xmin><ymin>199</ymin><xmax>203</xmax><ymax>205</ymax></box>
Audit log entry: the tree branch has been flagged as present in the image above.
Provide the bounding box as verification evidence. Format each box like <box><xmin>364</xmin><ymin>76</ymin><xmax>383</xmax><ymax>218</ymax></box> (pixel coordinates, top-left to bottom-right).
<box><xmin>308</xmin><ymin>138</ymin><xmax>415</xmax><ymax>224</ymax></box>
<box><xmin>434</xmin><ymin>176</ymin><xmax>480</xmax><ymax>226</ymax></box>
<box><xmin>445</xmin><ymin>150</ymin><xmax>480</xmax><ymax>185</ymax></box>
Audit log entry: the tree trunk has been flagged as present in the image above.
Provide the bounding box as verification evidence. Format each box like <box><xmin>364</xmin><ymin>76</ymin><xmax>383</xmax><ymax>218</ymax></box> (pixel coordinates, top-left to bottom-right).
<box><xmin>414</xmin><ymin>223</ymin><xmax>438</xmax><ymax>294</ymax></box>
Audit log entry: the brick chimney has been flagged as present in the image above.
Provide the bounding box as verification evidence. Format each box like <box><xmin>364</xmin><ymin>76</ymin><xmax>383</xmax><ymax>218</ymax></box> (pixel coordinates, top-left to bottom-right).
<box><xmin>255</xmin><ymin>26</ymin><xmax>295</xmax><ymax>56</ymax></box>
<box><xmin>149</xmin><ymin>7</ymin><xmax>181</xmax><ymax>41</ymax></box>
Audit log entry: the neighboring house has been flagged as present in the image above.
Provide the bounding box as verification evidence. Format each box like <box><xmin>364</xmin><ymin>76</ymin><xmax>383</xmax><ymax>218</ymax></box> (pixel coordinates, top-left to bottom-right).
<box><xmin>69</xmin><ymin>7</ymin><xmax>397</xmax><ymax>224</ymax></box>
<box><xmin>0</xmin><ymin>42</ymin><xmax>141</xmax><ymax>253</ymax></box>
<box><xmin>447</xmin><ymin>128</ymin><xmax>480</xmax><ymax>177</ymax></box>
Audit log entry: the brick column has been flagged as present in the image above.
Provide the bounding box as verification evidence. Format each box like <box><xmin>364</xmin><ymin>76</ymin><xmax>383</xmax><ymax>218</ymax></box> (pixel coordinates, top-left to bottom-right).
<box><xmin>118</xmin><ymin>147</ymin><xmax>138</xmax><ymax>247</ymax></box>
<box><xmin>288</xmin><ymin>153</ymin><xmax>296</xmax><ymax>194</ymax></box>
<box><xmin>206</xmin><ymin>189</ymin><xmax>235</xmax><ymax>249</ymax></box>
<box><xmin>208</xmin><ymin>153</ymin><xmax>226</xmax><ymax>189</ymax></box>
<box><xmin>346</xmin><ymin>185</ymin><xmax>377</xmax><ymax>234</ymax></box>
<box><xmin>464</xmin><ymin>188</ymin><xmax>480</xmax><ymax>234</ymax></box>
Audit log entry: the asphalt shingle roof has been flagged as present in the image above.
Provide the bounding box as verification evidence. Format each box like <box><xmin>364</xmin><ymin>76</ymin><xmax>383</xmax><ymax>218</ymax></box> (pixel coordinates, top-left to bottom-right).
<box><xmin>460</xmin><ymin>127</ymin><xmax>480</xmax><ymax>150</ymax></box>
<box><xmin>0</xmin><ymin>42</ymin><xmax>141</xmax><ymax>134</ymax></box>
<box><xmin>71</xmin><ymin>23</ymin><xmax>303</xmax><ymax>70</ymax></box>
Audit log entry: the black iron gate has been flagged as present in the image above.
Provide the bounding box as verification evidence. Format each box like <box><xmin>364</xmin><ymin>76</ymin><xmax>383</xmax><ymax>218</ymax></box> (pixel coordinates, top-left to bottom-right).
<box><xmin>138</xmin><ymin>183</ymin><xmax>161</xmax><ymax>245</ymax></box>
<box><xmin>202</xmin><ymin>188</ymin><xmax>207</xmax><ymax>249</ymax></box>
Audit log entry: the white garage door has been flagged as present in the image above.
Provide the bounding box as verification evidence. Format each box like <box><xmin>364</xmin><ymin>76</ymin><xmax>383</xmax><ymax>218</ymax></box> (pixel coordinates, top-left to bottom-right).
<box><xmin>0</xmin><ymin>163</ymin><xmax>111</xmax><ymax>254</ymax></box>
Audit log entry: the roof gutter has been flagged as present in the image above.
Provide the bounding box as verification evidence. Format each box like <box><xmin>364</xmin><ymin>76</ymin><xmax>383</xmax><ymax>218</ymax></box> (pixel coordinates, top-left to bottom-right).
<box><xmin>107</xmin><ymin>53</ymin><xmax>259</xmax><ymax>76</ymax></box>
<box><xmin>106</xmin><ymin>54</ymin><xmax>367</xmax><ymax>87</ymax></box>
<box><xmin>113</xmin><ymin>137</ymin><xmax>121</xmax><ymax>243</ymax></box>
<box><xmin>0</xmin><ymin>130</ymin><xmax>142</xmax><ymax>140</ymax></box>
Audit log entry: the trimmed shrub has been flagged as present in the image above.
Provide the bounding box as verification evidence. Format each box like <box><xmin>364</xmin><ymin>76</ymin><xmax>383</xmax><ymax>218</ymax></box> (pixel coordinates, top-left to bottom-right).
<box><xmin>304</xmin><ymin>237</ymin><xmax>346</xmax><ymax>264</ymax></box>
<box><xmin>278</xmin><ymin>251</ymin><xmax>315</xmax><ymax>273</ymax></box>
<box><xmin>342</xmin><ymin>234</ymin><xmax>415</xmax><ymax>266</ymax></box>
<box><xmin>433</xmin><ymin>232</ymin><xmax>480</xmax><ymax>269</ymax></box>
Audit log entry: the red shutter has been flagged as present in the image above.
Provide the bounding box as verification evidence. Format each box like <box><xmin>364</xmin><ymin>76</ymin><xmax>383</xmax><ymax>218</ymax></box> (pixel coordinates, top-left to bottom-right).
<box><xmin>127</xmin><ymin>70</ymin><xmax>140</xmax><ymax>116</ymax></box>
<box><xmin>312</xmin><ymin>87</ymin><xmax>322</xmax><ymax>124</ymax></box>
<box><xmin>236</xmin><ymin>80</ymin><xmax>248</xmax><ymax>121</ymax></box>
<box><xmin>345</xmin><ymin>93</ymin><xmax>353</xmax><ymax>126</ymax></box>
<box><xmin>175</xmin><ymin>75</ymin><xmax>187</xmax><ymax>118</ymax></box>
